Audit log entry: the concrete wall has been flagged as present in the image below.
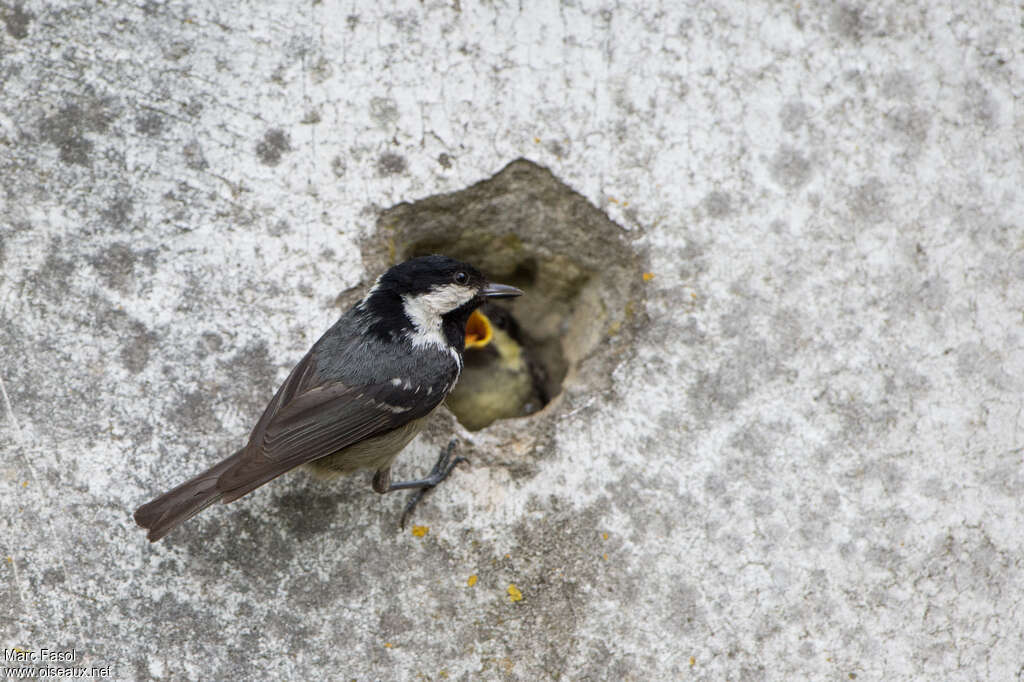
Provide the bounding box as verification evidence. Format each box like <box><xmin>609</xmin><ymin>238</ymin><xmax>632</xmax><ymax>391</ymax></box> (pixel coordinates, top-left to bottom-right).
<box><xmin>2</xmin><ymin>1</ymin><xmax>1022</xmax><ymax>679</ymax></box>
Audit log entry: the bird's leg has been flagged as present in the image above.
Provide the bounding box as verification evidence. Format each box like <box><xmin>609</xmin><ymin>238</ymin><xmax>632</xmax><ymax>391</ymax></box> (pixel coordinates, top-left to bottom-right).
<box><xmin>370</xmin><ymin>439</ymin><xmax>467</xmax><ymax>527</ymax></box>
<box><xmin>398</xmin><ymin>439</ymin><xmax>467</xmax><ymax>527</ymax></box>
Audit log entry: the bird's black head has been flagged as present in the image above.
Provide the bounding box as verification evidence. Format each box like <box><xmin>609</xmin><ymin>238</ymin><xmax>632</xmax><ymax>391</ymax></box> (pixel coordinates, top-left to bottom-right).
<box><xmin>358</xmin><ymin>255</ymin><xmax>523</xmax><ymax>350</ymax></box>
<box><xmin>377</xmin><ymin>255</ymin><xmax>487</xmax><ymax>298</ymax></box>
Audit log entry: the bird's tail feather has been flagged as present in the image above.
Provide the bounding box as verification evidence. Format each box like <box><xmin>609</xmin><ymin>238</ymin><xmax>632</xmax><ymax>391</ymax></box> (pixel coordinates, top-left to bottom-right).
<box><xmin>133</xmin><ymin>448</ymin><xmax>247</xmax><ymax>542</ymax></box>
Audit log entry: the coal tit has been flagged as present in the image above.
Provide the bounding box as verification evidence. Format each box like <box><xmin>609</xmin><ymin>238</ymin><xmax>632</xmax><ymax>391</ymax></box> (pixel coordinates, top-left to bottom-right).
<box><xmin>134</xmin><ymin>255</ymin><xmax>523</xmax><ymax>542</ymax></box>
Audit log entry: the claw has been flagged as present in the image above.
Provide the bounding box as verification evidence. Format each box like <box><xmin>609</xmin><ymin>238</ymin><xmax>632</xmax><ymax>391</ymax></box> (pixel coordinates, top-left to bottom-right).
<box><xmin>399</xmin><ymin>438</ymin><xmax>467</xmax><ymax>528</ymax></box>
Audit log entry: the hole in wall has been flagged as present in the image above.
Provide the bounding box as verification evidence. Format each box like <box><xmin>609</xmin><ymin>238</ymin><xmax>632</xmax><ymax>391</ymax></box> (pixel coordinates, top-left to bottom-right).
<box><xmin>364</xmin><ymin>159</ymin><xmax>646</xmax><ymax>432</ymax></box>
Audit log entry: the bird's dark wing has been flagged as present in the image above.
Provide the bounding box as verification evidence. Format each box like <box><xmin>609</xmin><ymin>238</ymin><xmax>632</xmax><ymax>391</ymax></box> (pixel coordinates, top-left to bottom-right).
<box><xmin>216</xmin><ymin>361</ymin><xmax>444</xmax><ymax>503</ymax></box>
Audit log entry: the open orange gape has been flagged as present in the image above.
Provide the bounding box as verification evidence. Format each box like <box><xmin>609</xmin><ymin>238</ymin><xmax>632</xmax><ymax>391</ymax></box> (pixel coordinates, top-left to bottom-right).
<box><xmin>464</xmin><ymin>309</ymin><xmax>493</xmax><ymax>349</ymax></box>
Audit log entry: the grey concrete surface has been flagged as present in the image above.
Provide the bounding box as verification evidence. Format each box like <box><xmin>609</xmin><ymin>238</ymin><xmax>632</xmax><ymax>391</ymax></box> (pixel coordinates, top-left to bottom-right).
<box><xmin>2</xmin><ymin>1</ymin><xmax>1023</xmax><ymax>679</ymax></box>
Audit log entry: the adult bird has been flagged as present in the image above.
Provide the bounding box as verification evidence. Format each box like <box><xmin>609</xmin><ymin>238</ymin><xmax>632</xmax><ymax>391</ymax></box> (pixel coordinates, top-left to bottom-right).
<box><xmin>134</xmin><ymin>255</ymin><xmax>523</xmax><ymax>542</ymax></box>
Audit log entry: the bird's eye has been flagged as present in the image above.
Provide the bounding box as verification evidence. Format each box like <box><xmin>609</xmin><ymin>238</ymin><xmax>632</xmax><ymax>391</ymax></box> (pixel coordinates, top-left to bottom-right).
<box><xmin>454</xmin><ymin>271</ymin><xmax>469</xmax><ymax>284</ymax></box>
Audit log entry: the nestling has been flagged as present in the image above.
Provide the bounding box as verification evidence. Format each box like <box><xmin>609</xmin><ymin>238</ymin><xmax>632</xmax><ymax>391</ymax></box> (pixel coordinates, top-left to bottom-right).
<box><xmin>134</xmin><ymin>255</ymin><xmax>523</xmax><ymax>542</ymax></box>
<box><xmin>446</xmin><ymin>305</ymin><xmax>547</xmax><ymax>430</ymax></box>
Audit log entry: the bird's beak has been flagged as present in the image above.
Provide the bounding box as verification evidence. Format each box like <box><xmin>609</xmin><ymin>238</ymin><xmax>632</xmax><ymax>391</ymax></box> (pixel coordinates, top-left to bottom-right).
<box><xmin>465</xmin><ymin>310</ymin><xmax>493</xmax><ymax>349</ymax></box>
<box><xmin>480</xmin><ymin>283</ymin><xmax>524</xmax><ymax>299</ymax></box>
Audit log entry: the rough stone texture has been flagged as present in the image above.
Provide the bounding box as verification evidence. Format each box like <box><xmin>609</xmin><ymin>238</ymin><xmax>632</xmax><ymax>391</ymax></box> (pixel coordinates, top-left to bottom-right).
<box><xmin>1</xmin><ymin>1</ymin><xmax>1022</xmax><ymax>680</ymax></box>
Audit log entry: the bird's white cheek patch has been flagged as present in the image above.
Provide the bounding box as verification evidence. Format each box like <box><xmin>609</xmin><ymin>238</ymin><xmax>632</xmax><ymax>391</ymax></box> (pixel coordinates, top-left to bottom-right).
<box><xmin>401</xmin><ymin>284</ymin><xmax>476</xmax><ymax>351</ymax></box>
<box><xmin>414</xmin><ymin>284</ymin><xmax>476</xmax><ymax>317</ymax></box>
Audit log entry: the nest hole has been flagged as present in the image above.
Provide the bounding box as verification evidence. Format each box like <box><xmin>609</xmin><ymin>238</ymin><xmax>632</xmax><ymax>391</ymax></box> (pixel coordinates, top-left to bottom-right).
<box><xmin>367</xmin><ymin>159</ymin><xmax>645</xmax><ymax>431</ymax></box>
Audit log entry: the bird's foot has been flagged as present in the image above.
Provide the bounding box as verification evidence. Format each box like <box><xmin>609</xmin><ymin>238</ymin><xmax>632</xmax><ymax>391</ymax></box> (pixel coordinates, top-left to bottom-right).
<box><xmin>396</xmin><ymin>438</ymin><xmax>467</xmax><ymax>528</ymax></box>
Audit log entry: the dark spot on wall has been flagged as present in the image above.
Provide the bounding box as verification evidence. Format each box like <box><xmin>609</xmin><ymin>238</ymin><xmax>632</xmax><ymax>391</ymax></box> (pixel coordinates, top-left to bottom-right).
<box><xmin>797</xmin><ymin>503</ymin><xmax>833</xmax><ymax>548</ymax></box>
<box><xmin>167</xmin><ymin>389</ymin><xmax>222</xmax><ymax>436</ymax></box>
<box><xmin>438</xmin><ymin>152</ymin><xmax>453</xmax><ymax>169</ymax></box>
<box><xmin>282</xmin><ymin>565</ymin><xmax>345</xmax><ymax>612</ymax></box>
<box><xmin>955</xmin><ymin>342</ymin><xmax>1010</xmax><ymax>389</ymax></box>
<box><xmin>702</xmin><ymin>190</ymin><xmax>733</xmax><ymax>219</ymax></box>
<box><xmin>41</xmin><ymin>567</ymin><xmax>66</xmax><ymax>586</ymax></box>
<box><xmin>183</xmin><ymin>139</ymin><xmax>208</xmax><ymax>170</ymax></box>
<box><xmin>308</xmin><ymin>56</ymin><xmax>334</xmax><ymax>84</ymax></box>
<box><xmin>85</xmin><ymin>299</ymin><xmax>161</xmax><ymax>376</ymax></box>
<box><xmin>2</xmin><ymin>3</ymin><xmax>32</xmax><ymax>39</ymax></box>
<box><xmin>848</xmin><ymin>177</ymin><xmax>889</xmax><ymax>224</ymax></box>
<box><xmin>268</xmin><ymin>219</ymin><xmax>291</xmax><ymax>236</ymax></box>
<box><xmin>29</xmin><ymin>249</ymin><xmax>76</xmax><ymax>301</ymax></box>
<box><xmin>718</xmin><ymin>303</ymin><xmax>749</xmax><ymax>339</ymax></box>
<box><xmin>120</xmin><ymin>320</ymin><xmax>158</xmax><ymax>373</ymax></box>
<box><xmin>578</xmin><ymin>645</ymin><xmax>642</xmax><ymax>681</ymax></box>
<box><xmin>38</xmin><ymin>99</ymin><xmax>115</xmax><ymax>167</ymax></box>
<box><xmin>201</xmin><ymin>332</ymin><xmax>223</xmax><ymax>352</ymax></box>
<box><xmin>917</xmin><ymin>275</ymin><xmax>948</xmax><ymax>311</ymax></box>
<box><xmin>377</xmin><ymin>607</ymin><xmax>415</xmax><ymax>640</ymax></box>
<box><xmin>274</xmin><ymin>490</ymin><xmax>343</xmax><ymax>539</ymax></box>
<box><xmin>330</xmin><ymin>155</ymin><xmax>345</xmax><ymax>177</ymax></box>
<box><xmin>918</xmin><ymin>528</ymin><xmax>1009</xmax><ymax>600</ymax></box>
<box><xmin>961</xmin><ymin>80</ymin><xmax>998</xmax><ymax>129</ymax></box>
<box><xmin>369</xmin><ymin>97</ymin><xmax>399</xmax><ymax>126</ymax></box>
<box><xmin>703</xmin><ymin>471</ymin><xmax>728</xmax><ymax>499</ymax></box>
<box><xmin>385</xmin><ymin>10</ymin><xmax>419</xmax><ymax>34</ymax></box>
<box><xmin>829</xmin><ymin>3</ymin><xmax>875</xmax><ymax>42</ymax></box>
<box><xmin>376</xmin><ymin>151</ymin><xmax>407</xmax><ymax>175</ymax></box>
<box><xmin>183</xmin><ymin>97</ymin><xmax>204</xmax><ymax>117</ymax></box>
<box><xmin>220</xmin><ymin>340</ymin><xmax>279</xmax><ymax>418</ymax></box>
<box><xmin>770</xmin><ymin>306</ymin><xmax>806</xmax><ymax>356</ymax></box>
<box><xmin>827</xmin><ymin>389</ymin><xmax>898</xmax><ymax>443</ymax></box>
<box><xmin>255</xmin><ymin>128</ymin><xmax>292</xmax><ymax>166</ymax></box>
<box><xmin>135</xmin><ymin>112</ymin><xmax>164</xmax><ymax>136</ymax></box>
<box><xmin>39</xmin><ymin>109</ymin><xmax>91</xmax><ymax>165</ymax></box>
<box><xmin>102</xmin><ymin>195</ymin><xmax>135</xmax><ymax>229</ymax></box>
<box><xmin>769</xmin><ymin>146</ymin><xmax>812</xmax><ymax>190</ymax></box>
<box><xmin>729</xmin><ymin>420</ymin><xmax>775</xmax><ymax>457</ymax></box>
<box><xmin>545</xmin><ymin>140</ymin><xmax>567</xmax><ymax>158</ymax></box>
<box><xmin>689</xmin><ymin>359</ymin><xmax>752</xmax><ymax>418</ymax></box>
<box><xmin>779</xmin><ymin>101</ymin><xmax>808</xmax><ymax>132</ymax></box>
<box><xmin>163</xmin><ymin>40</ymin><xmax>193</xmax><ymax>61</ymax></box>
<box><xmin>881</xmin><ymin>71</ymin><xmax>916</xmax><ymax>101</ymax></box>
<box><xmin>677</xmin><ymin>239</ymin><xmax>707</xmax><ymax>282</ymax></box>
<box><xmin>148</xmin><ymin>592</ymin><xmax>222</xmax><ymax>643</ymax></box>
<box><xmin>266</xmin><ymin>611</ymin><xmax>316</xmax><ymax>655</ymax></box>
<box><xmin>346</xmin><ymin>14</ymin><xmax>359</xmax><ymax>30</ymax></box>
<box><xmin>91</xmin><ymin>242</ymin><xmax>139</xmax><ymax>291</ymax></box>
<box><xmin>884</xmin><ymin>106</ymin><xmax>929</xmax><ymax>152</ymax></box>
